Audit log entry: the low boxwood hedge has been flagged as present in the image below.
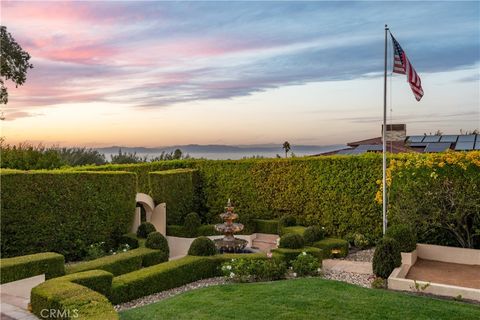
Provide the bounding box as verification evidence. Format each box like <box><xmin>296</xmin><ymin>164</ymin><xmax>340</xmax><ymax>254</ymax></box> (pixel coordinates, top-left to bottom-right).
<box><xmin>56</xmin><ymin>270</ymin><xmax>113</xmax><ymax>296</ymax></box>
<box><xmin>119</xmin><ymin>233</ymin><xmax>140</xmax><ymax>249</ymax></box>
<box><xmin>110</xmin><ymin>253</ymin><xmax>267</xmax><ymax>304</ymax></box>
<box><xmin>167</xmin><ymin>224</ymin><xmax>221</xmax><ymax>237</ymax></box>
<box><xmin>0</xmin><ymin>252</ymin><xmax>65</xmax><ymax>284</ymax></box>
<box><xmin>253</xmin><ymin>219</ymin><xmax>279</xmax><ymax>234</ymax></box>
<box><xmin>280</xmin><ymin>226</ymin><xmax>306</xmax><ymax>236</ymax></box>
<box><xmin>313</xmin><ymin>238</ymin><xmax>349</xmax><ymax>258</ymax></box>
<box><xmin>66</xmin><ymin>248</ymin><xmax>166</xmax><ymax>276</ymax></box>
<box><xmin>31</xmin><ymin>279</ymin><xmax>118</xmax><ymax>320</ymax></box>
<box><xmin>272</xmin><ymin>247</ymin><xmax>323</xmax><ymax>265</ymax></box>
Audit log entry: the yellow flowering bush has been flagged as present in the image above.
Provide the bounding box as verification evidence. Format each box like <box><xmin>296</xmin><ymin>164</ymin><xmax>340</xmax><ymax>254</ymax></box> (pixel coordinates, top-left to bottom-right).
<box><xmin>381</xmin><ymin>151</ymin><xmax>480</xmax><ymax>248</ymax></box>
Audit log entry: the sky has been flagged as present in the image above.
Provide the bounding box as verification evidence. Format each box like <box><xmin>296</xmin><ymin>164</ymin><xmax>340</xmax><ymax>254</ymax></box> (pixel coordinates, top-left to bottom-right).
<box><xmin>1</xmin><ymin>0</ymin><xmax>479</xmax><ymax>147</ymax></box>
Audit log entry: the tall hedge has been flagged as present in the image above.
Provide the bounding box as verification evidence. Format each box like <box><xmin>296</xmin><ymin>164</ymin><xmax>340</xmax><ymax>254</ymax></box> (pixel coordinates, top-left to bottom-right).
<box><xmin>1</xmin><ymin>170</ymin><xmax>137</xmax><ymax>260</ymax></box>
<box><xmin>149</xmin><ymin>169</ymin><xmax>201</xmax><ymax>224</ymax></box>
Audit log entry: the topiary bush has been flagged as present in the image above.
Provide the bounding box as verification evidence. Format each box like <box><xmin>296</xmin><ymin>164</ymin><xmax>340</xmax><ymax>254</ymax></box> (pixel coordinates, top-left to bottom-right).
<box><xmin>385</xmin><ymin>224</ymin><xmax>417</xmax><ymax>252</ymax></box>
<box><xmin>279</xmin><ymin>215</ymin><xmax>296</xmax><ymax>229</ymax></box>
<box><xmin>303</xmin><ymin>226</ymin><xmax>325</xmax><ymax>244</ymax></box>
<box><xmin>372</xmin><ymin>237</ymin><xmax>401</xmax><ymax>279</ymax></box>
<box><xmin>279</xmin><ymin>233</ymin><xmax>305</xmax><ymax>249</ymax></box>
<box><xmin>353</xmin><ymin>233</ymin><xmax>371</xmax><ymax>250</ymax></box>
<box><xmin>145</xmin><ymin>232</ymin><xmax>169</xmax><ymax>256</ymax></box>
<box><xmin>291</xmin><ymin>252</ymin><xmax>321</xmax><ymax>277</ymax></box>
<box><xmin>188</xmin><ymin>237</ymin><xmax>217</xmax><ymax>256</ymax></box>
<box><xmin>137</xmin><ymin>222</ymin><xmax>157</xmax><ymax>238</ymax></box>
<box><xmin>184</xmin><ymin>212</ymin><xmax>201</xmax><ymax>237</ymax></box>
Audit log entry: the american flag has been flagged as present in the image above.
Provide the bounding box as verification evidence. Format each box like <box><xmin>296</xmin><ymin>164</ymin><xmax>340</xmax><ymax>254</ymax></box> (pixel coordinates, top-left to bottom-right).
<box><xmin>391</xmin><ymin>34</ymin><xmax>424</xmax><ymax>101</ymax></box>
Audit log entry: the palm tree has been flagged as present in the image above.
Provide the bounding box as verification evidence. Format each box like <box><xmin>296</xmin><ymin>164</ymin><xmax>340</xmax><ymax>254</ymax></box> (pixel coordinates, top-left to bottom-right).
<box><xmin>282</xmin><ymin>141</ymin><xmax>291</xmax><ymax>158</ymax></box>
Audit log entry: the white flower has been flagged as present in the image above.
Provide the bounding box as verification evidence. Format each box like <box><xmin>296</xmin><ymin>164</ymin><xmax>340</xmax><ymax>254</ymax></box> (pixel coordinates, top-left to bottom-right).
<box><xmin>123</xmin><ymin>249</ymin><xmax>127</xmax><ymax>252</ymax></box>
<box><xmin>113</xmin><ymin>252</ymin><xmax>117</xmax><ymax>255</ymax></box>
<box><xmin>125</xmin><ymin>244</ymin><xmax>130</xmax><ymax>248</ymax></box>
<box><xmin>293</xmin><ymin>272</ymin><xmax>297</xmax><ymax>278</ymax></box>
<box><xmin>229</xmin><ymin>272</ymin><xmax>235</xmax><ymax>278</ymax></box>
<box><xmin>302</xmin><ymin>252</ymin><xmax>307</xmax><ymax>256</ymax></box>
<box><xmin>231</xmin><ymin>259</ymin><xmax>235</xmax><ymax>262</ymax></box>
<box><xmin>226</xmin><ymin>265</ymin><xmax>232</xmax><ymax>270</ymax></box>
<box><xmin>317</xmin><ymin>268</ymin><xmax>321</xmax><ymax>273</ymax></box>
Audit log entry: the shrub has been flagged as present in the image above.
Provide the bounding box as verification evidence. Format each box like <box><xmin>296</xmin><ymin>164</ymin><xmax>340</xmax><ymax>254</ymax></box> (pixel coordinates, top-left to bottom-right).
<box><xmin>272</xmin><ymin>247</ymin><xmax>323</xmax><ymax>265</ymax></box>
<box><xmin>313</xmin><ymin>238</ymin><xmax>349</xmax><ymax>258</ymax></box>
<box><xmin>85</xmin><ymin>242</ymin><xmax>107</xmax><ymax>260</ymax></box>
<box><xmin>221</xmin><ymin>257</ymin><xmax>286</xmax><ymax>282</ymax></box>
<box><xmin>0</xmin><ymin>252</ymin><xmax>65</xmax><ymax>284</ymax></box>
<box><xmin>291</xmin><ymin>252</ymin><xmax>321</xmax><ymax>277</ymax></box>
<box><xmin>184</xmin><ymin>212</ymin><xmax>201</xmax><ymax>237</ymax></box>
<box><xmin>279</xmin><ymin>215</ymin><xmax>297</xmax><ymax>227</ymax></box>
<box><xmin>280</xmin><ymin>226</ymin><xmax>306</xmax><ymax>236</ymax></box>
<box><xmin>137</xmin><ymin>222</ymin><xmax>157</xmax><ymax>238</ymax></box>
<box><xmin>31</xmin><ymin>279</ymin><xmax>118</xmax><ymax>320</ymax></box>
<box><xmin>188</xmin><ymin>237</ymin><xmax>217</xmax><ymax>256</ymax></box>
<box><xmin>146</xmin><ymin>232</ymin><xmax>169</xmax><ymax>255</ymax></box>
<box><xmin>279</xmin><ymin>233</ymin><xmax>305</xmax><ymax>249</ymax></box>
<box><xmin>353</xmin><ymin>233</ymin><xmax>371</xmax><ymax>250</ymax></box>
<box><xmin>254</xmin><ymin>219</ymin><xmax>279</xmax><ymax>234</ymax></box>
<box><xmin>372</xmin><ymin>237</ymin><xmax>401</xmax><ymax>279</ymax></box>
<box><xmin>303</xmin><ymin>226</ymin><xmax>325</xmax><ymax>244</ymax></box>
<box><xmin>66</xmin><ymin>248</ymin><xmax>166</xmax><ymax>276</ymax></box>
<box><xmin>197</xmin><ymin>224</ymin><xmax>222</xmax><ymax>236</ymax></box>
<box><xmin>55</xmin><ymin>270</ymin><xmax>113</xmax><ymax>296</ymax></box>
<box><xmin>387</xmin><ymin>152</ymin><xmax>480</xmax><ymax>249</ymax></box>
<box><xmin>385</xmin><ymin>224</ymin><xmax>417</xmax><ymax>252</ymax></box>
<box><xmin>119</xmin><ymin>233</ymin><xmax>140</xmax><ymax>249</ymax></box>
<box><xmin>371</xmin><ymin>277</ymin><xmax>386</xmax><ymax>289</ymax></box>
<box><xmin>167</xmin><ymin>225</ymin><xmax>189</xmax><ymax>237</ymax></box>
<box><xmin>0</xmin><ymin>170</ymin><xmax>136</xmax><ymax>260</ymax></box>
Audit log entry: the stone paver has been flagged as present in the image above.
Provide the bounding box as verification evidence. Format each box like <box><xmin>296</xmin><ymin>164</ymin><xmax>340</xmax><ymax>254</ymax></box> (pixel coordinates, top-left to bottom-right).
<box><xmin>252</xmin><ymin>233</ymin><xmax>279</xmax><ymax>252</ymax></box>
<box><xmin>0</xmin><ymin>275</ymin><xmax>43</xmax><ymax>320</ymax></box>
<box><xmin>322</xmin><ymin>259</ymin><xmax>373</xmax><ymax>274</ymax></box>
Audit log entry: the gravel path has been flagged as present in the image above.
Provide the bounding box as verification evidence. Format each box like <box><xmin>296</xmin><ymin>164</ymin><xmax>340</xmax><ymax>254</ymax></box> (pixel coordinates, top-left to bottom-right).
<box><xmin>342</xmin><ymin>248</ymin><xmax>375</xmax><ymax>262</ymax></box>
<box><xmin>323</xmin><ymin>270</ymin><xmax>374</xmax><ymax>288</ymax></box>
<box><xmin>115</xmin><ymin>277</ymin><xmax>226</xmax><ymax>312</ymax></box>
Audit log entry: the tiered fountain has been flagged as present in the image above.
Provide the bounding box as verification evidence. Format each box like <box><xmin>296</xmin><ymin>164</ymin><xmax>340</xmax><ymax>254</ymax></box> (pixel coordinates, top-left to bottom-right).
<box><xmin>214</xmin><ymin>199</ymin><xmax>248</xmax><ymax>253</ymax></box>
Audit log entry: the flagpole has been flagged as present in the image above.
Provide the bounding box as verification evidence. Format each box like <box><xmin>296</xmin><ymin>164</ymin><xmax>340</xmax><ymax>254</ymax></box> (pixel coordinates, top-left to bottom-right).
<box><xmin>382</xmin><ymin>24</ymin><xmax>389</xmax><ymax>235</ymax></box>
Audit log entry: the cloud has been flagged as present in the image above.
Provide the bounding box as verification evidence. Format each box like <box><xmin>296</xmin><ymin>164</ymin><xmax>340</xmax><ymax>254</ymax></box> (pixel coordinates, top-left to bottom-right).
<box><xmin>3</xmin><ymin>1</ymin><xmax>479</xmax><ymax>116</ymax></box>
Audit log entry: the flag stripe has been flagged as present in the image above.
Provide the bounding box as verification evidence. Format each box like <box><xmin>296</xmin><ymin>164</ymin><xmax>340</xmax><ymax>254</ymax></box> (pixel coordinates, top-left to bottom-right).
<box><xmin>391</xmin><ymin>33</ymin><xmax>423</xmax><ymax>101</ymax></box>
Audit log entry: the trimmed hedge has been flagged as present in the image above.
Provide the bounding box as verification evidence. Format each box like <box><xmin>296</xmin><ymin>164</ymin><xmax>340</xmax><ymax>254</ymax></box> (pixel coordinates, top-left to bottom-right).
<box><xmin>136</xmin><ymin>222</ymin><xmax>156</xmax><ymax>238</ymax></box>
<box><xmin>0</xmin><ymin>252</ymin><xmax>65</xmax><ymax>284</ymax></box>
<box><xmin>0</xmin><ymin>170</ymin><xmax>136</xmax><ymax>260</ymax></box>
<box><xmin>54</xmin><ymin>270</ymin><xmax>113</xmax><ymax>296</ymax></box>
<box><xmin>149</xmin><ymin>169</ymin><xmax>199</xmax><ymax>225</ymax></box>
<box><xmin>119</xmin><ymin>233</ymin><xmax>140</xmax><ymax>249</ymax></box>
<box><xmin>65</xmin><ymin>248</ymin><xmax>167</xmax><ymax>276</ymax></box>
<box><xmin>279</xmin><ymin>233</ymin><xmax>305</xmax><ymax>249</ymax></box>
<box><xmin>373</xmin><ymin>238</ymin><xmax>401</xmax><ymax>279</ymax></box>
<box><xmin>110</xmin><ymin>253</ymin><xmax>266</xmax><ymax>304</ymax></box>
<box><xmin>304</xmin><ymin>226</ymin><xmax>325</xmax><ymax>244</ymax></box>
<box><xmin>272</xmin><ymin>247</ymin><xmax>323</xmax><ymax>264</ymax></box>
<box><xmin>313</xmin><ymin>238</ymin><xmax>349</xmax><ymax>258</ymax></box>
<box><xmin>280</xmin><ymin>226</ymin><xmax>307</xmax><ymax>236</ymax></box>
<box><xmin>31</xmin><ymin>278</ymin><xmax>117</xmax><ymax>320</ymax></box>
<box><xmin>385</xmin><ymin>224</ymin><xmax>417</xmax><ymax>253</ymax></box>
<box><xmin>254</xmin><ymin>219</ymin><xmax>279</xmax><ymax>234</ymax></box>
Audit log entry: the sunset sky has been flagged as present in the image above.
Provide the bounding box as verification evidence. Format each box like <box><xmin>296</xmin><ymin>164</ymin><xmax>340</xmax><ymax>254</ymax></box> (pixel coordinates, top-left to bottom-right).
<box><xmin>1</xmin><ymin>1</ymin><xmax>479</xmax><ymax>147</ymax></box>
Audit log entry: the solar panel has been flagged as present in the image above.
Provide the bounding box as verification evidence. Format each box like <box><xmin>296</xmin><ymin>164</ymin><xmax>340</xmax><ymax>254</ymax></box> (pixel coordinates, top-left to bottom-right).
<box><xmin>423</xmin><ymin>135</ymin><xmax>441</xmax><ymax>143</ymax></box>
<box><xmin>424</xmin><ymin>143</ymin><xmax>451</xmax><ymax>153</ymax></box>
<box><xmin>407</xmin><ymin>136</ymin><xmax>425</xmax><ymax>143</ymax></box>
<box><xmin>455</xmin><ymin>142</ymin><xmax>475</xmax><ymax>151</ymax></box>
<box><xmin>356</xmin><ymin>144</ymin><xmax>383</xmax><ymax>151</ymax></box>
<box><xmin>408</xmin><ymin>142</ymin><xmax>428</xmax><ymax>147</ymax></box>
<box><xmin>439</xmin><ymin>135</ymin><xmax>459</xmax><ymax>143</ymax></box>
<box><xmin>475</xmin><ymin>140</ymin><xmax>480</xmax><ymax>150</ymax></box>
<box><xmin>337</xmin><ymin>149</ymin><xmax>366</xmax><ymax>155</ymax></box>
<box><xmin>457</xmin><ymin>135</ymin><xmax>475</xmax><ymax>142</ymax></box>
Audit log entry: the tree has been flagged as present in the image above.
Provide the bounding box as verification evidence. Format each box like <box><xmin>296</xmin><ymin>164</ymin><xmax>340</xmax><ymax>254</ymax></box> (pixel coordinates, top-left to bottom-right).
<box><xmin>282</xmin><ymin>141</ymin><xmax>291</xmax><ymax>158</ymax></box>
<box><xmin>0</xmin><ymin>26</ymin><xmax>33</xmax><ymax>105</ymax></box>
<box><xmin>110</xmin><ymin>149</ymin><xmax>147</xmax><ymax>164</ymax></box>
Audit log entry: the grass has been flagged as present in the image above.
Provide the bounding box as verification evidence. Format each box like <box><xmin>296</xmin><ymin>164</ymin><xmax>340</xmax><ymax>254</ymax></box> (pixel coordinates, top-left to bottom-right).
<box><xmin>120</xmin><ymin>278</ymin><xmax>480</xmax><ymax>320</ymax></box>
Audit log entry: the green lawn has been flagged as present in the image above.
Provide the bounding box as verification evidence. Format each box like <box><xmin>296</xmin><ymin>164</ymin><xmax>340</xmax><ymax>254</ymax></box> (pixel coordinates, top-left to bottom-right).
<box><xmin>120</xmin><ymin>278</ymin><xmax>480</xmax><ymax>320</ymax></box>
